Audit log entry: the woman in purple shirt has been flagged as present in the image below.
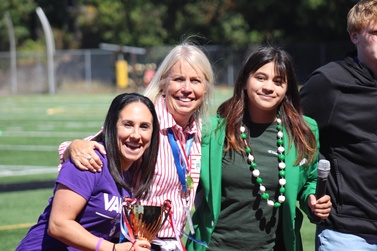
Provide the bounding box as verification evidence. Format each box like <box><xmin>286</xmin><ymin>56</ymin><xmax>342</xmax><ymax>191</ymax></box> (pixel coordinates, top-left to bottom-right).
<box><xmin>16</xmin><ymin>93</ymin><xmax>159</xmax><ymax>251</ymax></box>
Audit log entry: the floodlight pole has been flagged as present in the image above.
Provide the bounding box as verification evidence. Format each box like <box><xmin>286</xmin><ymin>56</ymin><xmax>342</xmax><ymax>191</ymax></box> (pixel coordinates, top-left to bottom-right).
<box><xmin>36</xmin><ymin>7</ymin><xmax>56</xmax><ymax>94</ymax></box>
<box><xmin>4</xmin><ymin>12</ymin><xmax>17</xmax><ymax>94</ymax></box>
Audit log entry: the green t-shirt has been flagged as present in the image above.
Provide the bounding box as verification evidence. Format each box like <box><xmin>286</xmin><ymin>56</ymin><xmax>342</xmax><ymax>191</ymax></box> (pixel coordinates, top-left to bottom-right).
<box><xmin>208</xmin><ymin>121</ymin><xmax>285</xmax><ymax>251</ymax></box>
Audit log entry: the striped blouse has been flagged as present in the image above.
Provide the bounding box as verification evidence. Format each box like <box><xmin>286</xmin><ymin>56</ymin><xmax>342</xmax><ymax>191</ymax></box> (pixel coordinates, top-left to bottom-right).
<box><xmin>140</xmin><ymin>97</ymin><xmax>201</xmax><ymax>238</ymax></box>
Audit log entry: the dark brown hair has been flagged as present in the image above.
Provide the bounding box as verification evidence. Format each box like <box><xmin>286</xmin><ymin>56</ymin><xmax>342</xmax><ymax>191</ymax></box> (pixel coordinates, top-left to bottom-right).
<box><xmin>93</xmin><ymin>93</ymin><xmax>159</xmax><ymax>199</ymax></box>
<box><xmin>217</xmin><ymin>46</ymin><xmax>317</xmax><ymax>165</ymax></box>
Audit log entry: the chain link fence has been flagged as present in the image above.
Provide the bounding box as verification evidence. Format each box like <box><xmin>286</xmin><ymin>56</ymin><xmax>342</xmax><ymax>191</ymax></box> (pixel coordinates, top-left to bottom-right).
<box><xmin>0</xmin><ymin>41</ymin><xmax>353</xmax><ymax>95</ymax></box>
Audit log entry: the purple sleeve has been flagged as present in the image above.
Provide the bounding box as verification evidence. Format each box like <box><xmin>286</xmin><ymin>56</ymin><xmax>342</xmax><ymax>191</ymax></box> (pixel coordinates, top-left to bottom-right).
<box><xmin>56</xmin><ymin>153</ymin><xmax>105</xmax><ymax>200</ymax></box>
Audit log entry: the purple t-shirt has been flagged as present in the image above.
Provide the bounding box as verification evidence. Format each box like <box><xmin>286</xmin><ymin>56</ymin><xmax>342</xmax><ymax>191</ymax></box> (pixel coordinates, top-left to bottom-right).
<box><xmin>16</xmin><ymin>150</ymin><xmax>131</xmax><ymax>251</ymax></box>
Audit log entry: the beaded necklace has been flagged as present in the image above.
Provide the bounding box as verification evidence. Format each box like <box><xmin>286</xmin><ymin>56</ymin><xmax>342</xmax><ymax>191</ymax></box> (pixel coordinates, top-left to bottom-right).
<box><xmin>240</xmin><ymin>114</ymin><xmax>286</xmax><ymax>208</ymax></box>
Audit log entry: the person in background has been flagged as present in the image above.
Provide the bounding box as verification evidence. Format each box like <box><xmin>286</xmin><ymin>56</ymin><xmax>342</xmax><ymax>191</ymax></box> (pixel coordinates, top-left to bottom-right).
<box><xmin>58</xmin><ymin>40</ymin><xmax>214</xmax><ymax>251</ymax></box>
<box><xmin>300</xmin><ymin>0</ymin><xmax>377</xmax><ymax>250</ymax></box>
<box><xmin>144</xmin><ymin>63</ymin><xmax>157</xmax><ymax>86</ymax></box>
<box><xmin>16</xmin><ymin>93</ymin><xmax>159</xmax><ymax>251</ymax></box>
<box><xmin>186</xmin><ymin>46</ymin><xmax>332</xmax><ymax>251</ymax></box>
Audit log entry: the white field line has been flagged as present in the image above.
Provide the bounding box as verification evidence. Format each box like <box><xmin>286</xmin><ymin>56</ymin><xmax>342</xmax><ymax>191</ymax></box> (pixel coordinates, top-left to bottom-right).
<box><xmin>0</xmin><ymin>165</ymin><xmax>57</xmax><ymax>177</ymax></box>
<box><xmin>0</xmin><ymin>145</ymin><xmax>57</xmax><ymax>151</ymax></box>
<box><xmin>0</xmin><ymin>131</ymin><xmax>95</xmax><ymax>137</ymax></box>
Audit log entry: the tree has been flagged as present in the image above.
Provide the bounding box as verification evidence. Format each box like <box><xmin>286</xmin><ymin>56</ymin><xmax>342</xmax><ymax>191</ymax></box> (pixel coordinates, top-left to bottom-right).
<box><xmin>0</xmin><ymin>0</ymin><xmax>360</xmax><ymax>51</ymax></box>
<box><xmin>0</xmin><ymin>0</ymin><xmax>37</xmax><ymax>51</ymax></box>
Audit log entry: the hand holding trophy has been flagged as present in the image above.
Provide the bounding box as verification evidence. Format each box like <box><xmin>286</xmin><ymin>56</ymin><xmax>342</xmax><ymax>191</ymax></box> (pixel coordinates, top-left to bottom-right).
<box><xmin>121</xmin><ymin>197</ymin><xmax>171</xmax><ymax>247</ymax></box>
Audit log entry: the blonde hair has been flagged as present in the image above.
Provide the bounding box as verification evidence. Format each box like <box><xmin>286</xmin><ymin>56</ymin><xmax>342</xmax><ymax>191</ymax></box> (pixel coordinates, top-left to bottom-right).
<box><xmin>143</xmin><ymin>40</ymin><xmax>214</xmax><ymax>118</ymax></box>
<box><xmin>347</xmin><ymin>0</ymin><xmax>377</xmax><ymax>33</ymax></box>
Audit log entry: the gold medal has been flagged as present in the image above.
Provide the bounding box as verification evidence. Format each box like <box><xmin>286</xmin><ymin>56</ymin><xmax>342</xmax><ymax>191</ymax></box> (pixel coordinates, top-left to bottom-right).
<box><xmin>186</xmin><ymin>174</ymin><xmax>194</xmax><ymax>190</ymax></box>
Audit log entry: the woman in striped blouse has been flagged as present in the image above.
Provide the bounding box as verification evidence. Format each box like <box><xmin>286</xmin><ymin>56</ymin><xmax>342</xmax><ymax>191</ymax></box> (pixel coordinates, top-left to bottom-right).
<box><xmin>58</xmin><ymin>39</ymin><xmax>214</xmax><ymax>251</ymax></box>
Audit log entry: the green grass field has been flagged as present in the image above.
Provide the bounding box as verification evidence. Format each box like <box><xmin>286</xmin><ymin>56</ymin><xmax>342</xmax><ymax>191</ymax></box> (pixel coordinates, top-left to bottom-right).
<box><xmin>0</xmin><ymin>88</ymin><xmax>315</xmax><ymax>250</ymax></box>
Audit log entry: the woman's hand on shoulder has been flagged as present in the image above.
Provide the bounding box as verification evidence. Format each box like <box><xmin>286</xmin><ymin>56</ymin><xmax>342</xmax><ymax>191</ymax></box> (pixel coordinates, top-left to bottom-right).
<box><xmin>308</xmin><ymin>194</ymin><xmax>332</xmax><ymax>219</ymax></box>
<box><xmin>69</xmin><ymin>139</ymin><xmax>105</xmax><ymax>172</ymax></box>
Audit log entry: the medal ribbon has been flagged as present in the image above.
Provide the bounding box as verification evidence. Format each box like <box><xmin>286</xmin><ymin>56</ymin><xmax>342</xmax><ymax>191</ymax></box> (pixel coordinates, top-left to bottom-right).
<box><xmin>120</xmin><ymin>197</ymin><xmax>137</xmax><ymax>243</ymax></box>
<box><xmin>165</xmin><ymin>200</ymin><xmax>207</xmax><ymax>249</ymax></box>
<box><xmin>119</xmin><ymin>184</ymin><xmax>135</xmax><ymax>243</ymax></box>
<box><xmin>167</xmin><ymin>128</ymin><xmax>194</xmax><ymax>192</ymax></box>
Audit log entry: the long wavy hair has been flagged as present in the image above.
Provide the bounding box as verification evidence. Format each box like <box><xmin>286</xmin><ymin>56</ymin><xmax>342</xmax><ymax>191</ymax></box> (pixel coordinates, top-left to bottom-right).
<box><xmin>92</xmin><ymin>93</ymin><xmax>159</xmax><ymax>199</ymax></box>
<box><xmin>217</xmin><ymin>46</ymin><xmax>317</xmax><ymax>165</ymax></box>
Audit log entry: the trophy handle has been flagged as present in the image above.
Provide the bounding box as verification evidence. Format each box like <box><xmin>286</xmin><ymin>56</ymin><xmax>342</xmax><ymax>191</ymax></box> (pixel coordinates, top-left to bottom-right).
<box><xmin>122</xmin><ymin>198</ymin><xmax>137</xmax><ymax>241</ymax></box>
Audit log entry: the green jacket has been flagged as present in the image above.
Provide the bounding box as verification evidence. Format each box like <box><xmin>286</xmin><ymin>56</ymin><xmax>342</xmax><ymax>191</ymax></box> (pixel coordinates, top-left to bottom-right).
<box><xmin>186</xmin><ymin>116</ymin><xmax>319</xmax><ymax>251</ymax></box>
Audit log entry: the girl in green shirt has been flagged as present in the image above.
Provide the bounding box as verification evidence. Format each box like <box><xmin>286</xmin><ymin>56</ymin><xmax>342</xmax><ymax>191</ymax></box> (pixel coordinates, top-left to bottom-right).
<box><xmin>187</xmin><ymin>46</ymin><xmax>332</xmax><ymax>251</ymax></box>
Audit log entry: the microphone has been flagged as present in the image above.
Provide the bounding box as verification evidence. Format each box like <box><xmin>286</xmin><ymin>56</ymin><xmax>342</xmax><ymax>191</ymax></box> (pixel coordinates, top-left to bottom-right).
<box><xmin>313</xmin><ymin>159</ymin><xmax>331</xmax><ymax>223</ymax></box>
<box><xmin>315</xmin><ymin>159</ymin><xmax>331</xmax><ymax>199</ymax></box>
